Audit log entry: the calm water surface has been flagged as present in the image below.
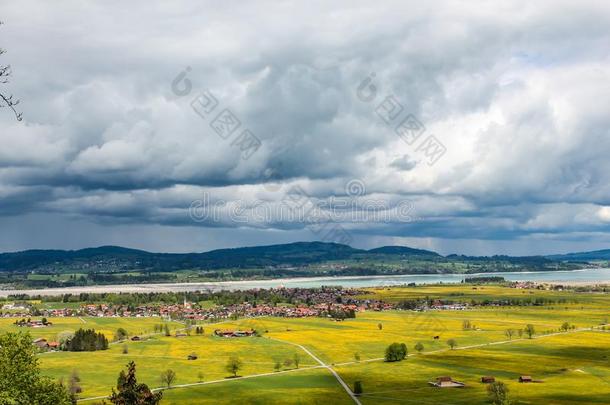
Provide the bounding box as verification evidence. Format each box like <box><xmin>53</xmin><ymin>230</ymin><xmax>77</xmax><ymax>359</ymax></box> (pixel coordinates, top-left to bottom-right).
<box><xmin>1</xmin><ymin>268</ymin><xmax>609</xmax><ymax>297</ymax></box>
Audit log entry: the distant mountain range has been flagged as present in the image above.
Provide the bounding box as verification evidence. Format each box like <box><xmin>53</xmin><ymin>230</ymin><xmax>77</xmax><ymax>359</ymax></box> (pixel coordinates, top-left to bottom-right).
<box><xmin>0</xmin><ymin>242</ymin><xmax>439</xmax><ymax>272</ymax></box>
<box><xmin>546</xmin><ymin>249</ymin><xmax>610</xmax><ymax>261</ymax></box>
<box><xmin>0</xmin><ymin>241</ymin><xmax>604</xmax><ymax>273</ymax></box>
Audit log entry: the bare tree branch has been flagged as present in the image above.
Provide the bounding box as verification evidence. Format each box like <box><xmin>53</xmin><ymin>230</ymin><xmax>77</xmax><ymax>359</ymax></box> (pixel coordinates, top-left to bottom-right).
<box><xmin>0</xmin><ymin>20</ymin><xmax>22</xmax><ymax>121</ymax></box>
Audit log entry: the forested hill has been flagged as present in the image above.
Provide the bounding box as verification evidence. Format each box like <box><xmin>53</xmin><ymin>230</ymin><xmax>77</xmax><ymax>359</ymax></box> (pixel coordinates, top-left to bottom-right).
<box><xmin>0</xmin><ymin>241</ymin><xmax>593</xmax><ymax>273</ymax></box>
<box><xmin>0</xmin><ymin>242</ymin><xmax>438</xmax><ymax>272</ymax></box>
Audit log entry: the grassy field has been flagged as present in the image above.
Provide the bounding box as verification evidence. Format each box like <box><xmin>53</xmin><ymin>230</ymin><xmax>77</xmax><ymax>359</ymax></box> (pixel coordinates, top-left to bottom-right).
<box><xmin>0</xmin><ymin>316</ymin><xmax>184</xmax><ymax>340</ymax></box>
<box><xmin>336</xmin><ymin>331</ymin><xmax>610</xmax><ymax>404</ymax></box>
<box><xmin>1</xmin><ymin>285</ymin><xmax>609</xmax><ymax>403</ymax></box>
<box><xmin>161</xmin><ymin>369</ymin><xmax>353</xmax><ymax>405</ymax></box>
<box><xmin>39</xmin><ymin>333</ymin><xmax>317</xmax><ymax>397</ymax></box>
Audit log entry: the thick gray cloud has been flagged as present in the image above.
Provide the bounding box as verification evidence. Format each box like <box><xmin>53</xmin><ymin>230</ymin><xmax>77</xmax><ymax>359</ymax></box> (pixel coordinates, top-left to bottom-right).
<box><xmin>1</xmin><ymin>0</ymin><xmax>610</xmax><ymax>255</ymax></box>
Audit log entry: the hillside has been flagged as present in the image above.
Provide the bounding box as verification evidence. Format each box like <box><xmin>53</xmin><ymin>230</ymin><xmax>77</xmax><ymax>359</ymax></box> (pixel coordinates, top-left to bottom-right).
<box><xmin>0</xmin><ymin>242</ymin><xmax>400</xmax><ymax>272</ymax></box>
<box><xmin>547</xmin><ymin>249</ymin><xmax>610</xmax><ymax>262</ymax></box>
<box><xmin>0</xmin><ymin>242</ymin><xmax>590</xmax><ymax>289</ymax></box>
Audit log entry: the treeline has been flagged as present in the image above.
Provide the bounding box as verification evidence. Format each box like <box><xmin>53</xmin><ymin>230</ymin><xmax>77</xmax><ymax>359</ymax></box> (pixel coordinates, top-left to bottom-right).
<box><xmin>329</xmin><ymin>308</ymin><xmax>357</xmax><ymax>319</ymax></box>
<box><xmin>64</xmin><ymin>329</ymin><xmax>109</xmax><ymax>351</ymax></box>
<box><xmin>463</xmin><ymin>276</ymin><xmax>506</xmax><ymax>283</ymax></box>
<box><xmin>8</xmin><ymin>272</ymin><xmax>179</xmax><ymax>289</ymax></box>
<box><xmin>9</xmin><ymin>286</ymin><xmax>358</xmax><ymax>307</ymax></box>
<box><xmin>395</xmin><ymin>296</ymin><xmax>577</xmax><ymax>309</ymax></box>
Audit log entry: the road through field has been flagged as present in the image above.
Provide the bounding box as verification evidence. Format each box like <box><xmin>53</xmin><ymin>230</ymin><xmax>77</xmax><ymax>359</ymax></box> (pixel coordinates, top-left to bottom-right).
<box><xmin>267</xmin><ymin>336</ymin><xmax>362</xmax><ymax>405</ymax></box>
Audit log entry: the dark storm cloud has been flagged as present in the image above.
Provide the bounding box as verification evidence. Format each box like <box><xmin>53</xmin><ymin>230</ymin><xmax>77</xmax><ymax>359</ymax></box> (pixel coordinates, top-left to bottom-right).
<box><xmin>1</xmin><ymin>0</ymin><xmax>610</xmax><ymax>254</ymax></box>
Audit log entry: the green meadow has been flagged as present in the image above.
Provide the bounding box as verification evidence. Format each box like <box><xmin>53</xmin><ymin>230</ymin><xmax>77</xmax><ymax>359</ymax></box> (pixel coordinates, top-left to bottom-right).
<box><xmin>1</xmin><ymin>285</ymin><xmax>609</xmax><ymax>403</ymax></box>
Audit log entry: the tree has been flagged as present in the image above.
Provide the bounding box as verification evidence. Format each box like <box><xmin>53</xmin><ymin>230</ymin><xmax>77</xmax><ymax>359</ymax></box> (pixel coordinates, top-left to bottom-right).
<box><xmin>462</xmin><ymin>319</ymin><xmax>472</xmax><ymax>330</ymax></box>
<box><xmin>274</xmin><ymin>360</ymin><xmax>282</xmax><ymax>372</ymax></box>
<box><xmin>447</xmin><ymin>338</ymin><xmax>457</xmax><ymax>350</ymax></box>
<box><xmin>487</xmin><ymin>381</ymin><xmax>510</xmax><ymax>405</ymax></box>
<box><xmin>226</xmin><ymin>356</ymin><xmax>243</xmax><ymax>377</ymax></box>
<box><xmin>525</xmin><ymin>324</ymin><xmax>535</xmax><ymax>339</ymax></box>
<box><xmin>354</xmin><ymin>352</ymin><xmax>361</xmax><ymax>362</ymax></box>
<box><xmin>0</xmin><ymin>21</ymin><xmax>22</xmax><ymax>121</ymax></box>
<box><xmin>353</xmin><ymin>380</ymin><xmax>363</xmax><ymax>396</ymax></box>
<box><xmin>67</xmin><ymin>369</ymin><xmax>82</xmax><ymax>401</ymax></box>
<box><xmin>293</xmin><ymin>353</ymin><xmax>301</xmax><ymax>369</ymax></box>
<box><xmin>115</xmin><ymin>328</ymin><xmax>129</xmax><ymax>341</ymax></box>
<box><xmin>109</xmin><ymin>361</ymin><xmax>162</xmax><ymax>405</ymax></box>
<box><xmin>283</xmin><ymin>358</ymin><xmax>293</xmax><ymax>368</ymax></box>
<box><xmin>57</xmin><ymin>331</ymin><xmax>75</xmax><ymax>348</ymax></box>
<box><xmin>122</xmin><ymin>344</ymin><xmax>129</xmax><ymax>354</ymax></box>
<box><xmin>384</xmin><ymin>342</ymin><xmax>407</xmax><ymax>362</ymax></box>
<box><xmin>0</xmin><ymin>331</ymin><xmax>72</xmax><ymax>404</ymax></box>
<box><xmin>560</xmin><ymin>322</ymin><xmax>570</xmax><ymax>332</ymax></box>
<box><xmin>504</xmin><ymin>329</ymin><xmax>515</xmax><ymax>340</ymax></box>
<box><xmin>377</xmin><ymin>323</ymin><xmax>383</xmax><ymax>330</ymax></box>
<box><xmin>164</xmin><ymin>324</ymin><xmax>170</xmax><ymax>337</ymax></box>
<box><xmin>197</xmin><ymin>371</ymin><xmax>204</xmax><ymax>383</ymax></box>
<box><xmin>64</xmin><ymin>329</ymin><xmax>108</xmax><ymax>352</ymax></box>
<box><xmin>160</xmin><ymin>369</ymin><xmax>176</xmax><ymax>388</ymax></box>
<box><xmin>517</xmin><ymin>329</ymin><xmax>523</xmax><ymax>338</ymax></box>
<box><xmin>414</xmin><ymin>342</ymin><xmax>424</xmax><ymax>353</ymax></box>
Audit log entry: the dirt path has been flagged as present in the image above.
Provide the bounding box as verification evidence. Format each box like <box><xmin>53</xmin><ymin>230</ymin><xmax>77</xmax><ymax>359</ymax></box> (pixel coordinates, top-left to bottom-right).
<box><xmin>267</xmin><ymin>336</ymin><xmax>362</xmax><ymax>405</ymax></box>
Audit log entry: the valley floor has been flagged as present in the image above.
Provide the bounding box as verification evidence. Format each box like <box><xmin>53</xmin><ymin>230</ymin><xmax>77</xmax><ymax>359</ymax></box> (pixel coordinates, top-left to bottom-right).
<box><xmin>1</xmin><ymin>285</ymin><xmax>609</xmax><ymax>404</ymax></box>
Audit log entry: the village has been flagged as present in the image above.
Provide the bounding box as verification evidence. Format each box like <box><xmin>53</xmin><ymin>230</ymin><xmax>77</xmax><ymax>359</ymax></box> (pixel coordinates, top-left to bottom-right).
<box><xmin>1</xmin><ymin>287</ymin><xmax>401</xmax><ymax>322</ymax></box>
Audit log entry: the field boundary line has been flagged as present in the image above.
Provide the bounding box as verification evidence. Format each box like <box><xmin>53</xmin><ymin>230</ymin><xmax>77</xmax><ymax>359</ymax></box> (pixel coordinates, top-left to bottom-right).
<box><xmin>266</xmin><ymin>336</ymin><xmax>362</xmax><ymax>405</ymax></box>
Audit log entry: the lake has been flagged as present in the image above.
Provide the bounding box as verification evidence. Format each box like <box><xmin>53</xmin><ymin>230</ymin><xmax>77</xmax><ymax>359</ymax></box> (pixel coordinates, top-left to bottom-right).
<box><xmin>1</xmin><ymin>268</ymin><xmax>610</xmax><ymax>297</ymax></box>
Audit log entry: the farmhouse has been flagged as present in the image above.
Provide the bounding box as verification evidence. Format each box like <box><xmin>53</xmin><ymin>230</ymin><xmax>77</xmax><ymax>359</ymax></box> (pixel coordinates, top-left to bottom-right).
<box><xmin>33</xmin><ymin>338</ymin><xmax>48</xmax><ymax>349</ymax></box>
<box><xmin>481</xmin><ymin>376</ymin><xmax>495</xmax><ymax>383</ymax></box>
<box><xmin>519</xmin><ymin>376</ymin><xmax>533</xmax><ymax>383</ymax></box>
<box><xmin>429</xmin><ymin>376</ymin><xmax>465</xmax><ymax>388</ymax></box>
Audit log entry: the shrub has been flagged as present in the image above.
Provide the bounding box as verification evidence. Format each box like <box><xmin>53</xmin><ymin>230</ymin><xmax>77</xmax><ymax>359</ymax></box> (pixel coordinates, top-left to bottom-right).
<box><xmin>353</xmin><ymin>381</ymin><xmax>363</xmax><ymax>396</ymax></box>
<box><xmin>384</xmin><ymin>342</ymin><xmax>407</xmax><ymax>362</ymax></box>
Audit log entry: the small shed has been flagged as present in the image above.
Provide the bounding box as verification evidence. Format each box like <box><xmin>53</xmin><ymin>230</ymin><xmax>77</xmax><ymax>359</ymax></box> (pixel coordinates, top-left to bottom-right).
<box><xmin>519</xmin><ymin>375</ymin><xmax>532</xmax><ymax>383</ymax></box>
<box><xmin>481</xmin><ymin>376</ymin><xmax>495</xmax><ymax>383</ymax></box>
<box><xmin>131</xmin><ymin>336</ymin><xmax>141</xmax><ymax>341</ymax></box>
<box><xmin>429</xmin><ymin>376</ymin><xmax>465</xmax><ymax>388</ymax></box>
<box><xmin>187</xmin><ymin>354</ymin><xmax>198</xmax><ymax>360</ymax></box>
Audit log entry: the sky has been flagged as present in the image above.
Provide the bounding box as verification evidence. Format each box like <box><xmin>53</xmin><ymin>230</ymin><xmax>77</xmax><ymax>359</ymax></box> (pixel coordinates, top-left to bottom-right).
<box><xmin>1</xmin><ymin>0</ymin><xmax>610</xmax><ymax>255</ymax></box>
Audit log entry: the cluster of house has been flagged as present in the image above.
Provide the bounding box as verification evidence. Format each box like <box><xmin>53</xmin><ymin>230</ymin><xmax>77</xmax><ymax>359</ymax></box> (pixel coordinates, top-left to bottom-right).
<box><xmin>213</xmin><ymin>329</ymin><xmax>256</xmax><ymax>337</ymax></box>
<box><xmin>13</xmin><ymin>318</ymin><xmax>53</xmax><ymax>328</ymax></box>
<box><xmin>429</xmin><ymin>375</ymin><xmax>541</xmax><ymax>388</ymax></box>
<box><xmin>513</xmin><ymin>281</ymin><xmax>538</xmax><ymax>289</ymax></box>
<box><xmin>32</xmin><ymin>338</ymin><xmax>60</xmax><ymax>351</ymax></box>
<box><xmin>0</xmin><ymin>295</ymin><xmax>451</xmax><ymax>323</ymax></box>
<box><xmin>182</xmin><ymin>302</ymin><xmax>368</xmax><ymax>321</ymax></box>
<box><xmin>427</xmin><ymin>300</ymin><xmax>468</xmax><ymax>311</ymax></box>
<box><xmin>1</xmin><ymin>287</ymin><xmax>397</xmax><ymax>322</ymax></box>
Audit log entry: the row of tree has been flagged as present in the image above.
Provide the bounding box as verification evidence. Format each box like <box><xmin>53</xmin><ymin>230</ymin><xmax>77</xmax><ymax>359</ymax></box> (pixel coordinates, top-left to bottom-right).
<box><xmin>64</xmin><ymin>328</ymin><xmax>108</xmax><ymax>352</ymax></box>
